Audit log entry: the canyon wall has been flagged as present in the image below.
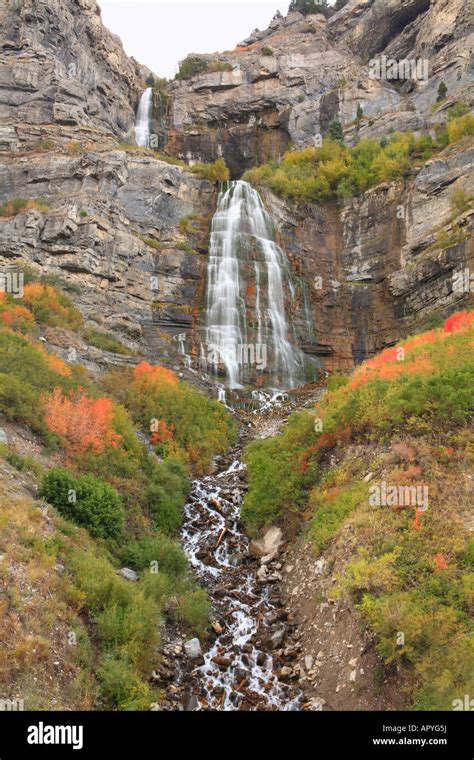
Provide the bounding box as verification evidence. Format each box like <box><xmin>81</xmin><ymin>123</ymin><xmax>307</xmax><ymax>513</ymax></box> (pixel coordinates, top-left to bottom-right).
<box><xmin>0</xmin><ymin>0</ymin><xmax>473</xmax><ymax>377</ymax></box>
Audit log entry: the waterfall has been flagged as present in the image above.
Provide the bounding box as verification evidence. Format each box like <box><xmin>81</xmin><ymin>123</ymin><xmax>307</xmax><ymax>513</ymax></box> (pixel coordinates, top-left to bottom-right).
<box><xmin>134</xmin><ymin>87</ymin><xmax>152</xmax><ymax>147</ymax></box>
<box><xmin>204</xmin><ymin>180</ymin><xmax>305</xmax><ymax>389</ymax></box>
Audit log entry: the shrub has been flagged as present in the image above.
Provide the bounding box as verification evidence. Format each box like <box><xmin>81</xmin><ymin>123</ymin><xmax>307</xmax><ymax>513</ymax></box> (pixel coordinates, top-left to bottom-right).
<box><xmin>176</xmin><ymin>56</ymin><xmax>209</xmax><ymax>80</ymax></box>
<box><xmin>84</xmin><ymin>329</ymin><xmax>132</xmax><ymax>355</ymax></box>
<box><xmin>0</xmin><ymin>444</ymin><xmax>43</xmax><ymax>478</ymax></box>
<box><xmin>0</xmin><ymin>198</ymin><xmax>49</xmax><ymax>218</ymax></box>
<box><xmin>289</xmin><ymin>0</ymin><xmax>330</xmax><ymax>16</ymax></box>
<box><xmin>97</xmin><ymin>655</ymin><xmax>152</xmax><ymax>710</ymax></box>
<box><xmin>191</xmin><ymin>158</ymin><xmax>230</xmax><ymax>183</ymax></box>
<box><xmin>243</xmin><ymin>121</ymin><xmax>471</xmax><ymax>203</ymax></box>
<box><xmin>450</xmin><ymin>188</ymin><xmax>472</xmax><ymax>216</ymax></box>
<box><xmin>447</xmin><ymin>101</ymin><xmax>470</xmax><ymax>120</ymax></box>
<box><xmin>127</xmin><ymin>362</ymin><xmax>235</xmax><ymax>473</ymax></box>
<box><xmin>43</xmin><ymin>389</ymin><xmax>122</xmax><ymax>458</ymax></box>
<box><xmin>208</xmin><ymin>61</ymin><xmax>233</xmax><ymax>74</ymax></box>
<box><xmin>327</xmin><ymin>372</ymin><xmax>349</xmax><ymax>391</ymax></box>
<box><xmin>144</xmin><ymin>459</ymin><xmax>188</xmax><ymax>535</ymax></box>
<box><xmin>447</xmin><ymin>113</ymin><xmax>474</xmax><ymax>143</ymax></box>
<box><xmin>119</xmin><ymin>533</ymin><xmax>188</xmax><ymax>578</ymax></box>
<box><xmin>309</xmin><ymin>481</ymin><xmax>367</xmax><ymax>553</ymax></box>
<box><xmin>40</xmin><ymin>467</ymin><xmax>124</xmax><ymax>540</ymax></box>
<box><xmin>261</xmin><ymin>47</ymin><xmax>274</xmax><ymax>56</ymax></box>
<box><xmin>243</xmin><ymin>411</ymin><xmax>317</xmax><ymax>528</ymax></box>
<box><xmin>328</xmin><ymin>119</ymin><xmax>344</xmax><ymax>143</ymax></box>
<box><xmin>22</xmin><ymin>284</ymin><xmax>83</xmax><ymax>330</ymax></box>
<box><xmin>0</xmin><ymin>331</ymin><xmax>82</xmax><ymax>434</ymax></box>
<box><xmin>175</xmin><ymin>588</ymin><xmax>210</xmax><ymax>637</ymax></box>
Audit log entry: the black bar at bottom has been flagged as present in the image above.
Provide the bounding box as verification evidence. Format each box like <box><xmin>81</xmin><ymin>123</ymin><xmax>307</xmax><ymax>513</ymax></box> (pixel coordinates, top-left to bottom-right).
<box><xmin>0</xmin><ymin>710</ymin><xmax>471</xmax><ymax>758</ymax></box>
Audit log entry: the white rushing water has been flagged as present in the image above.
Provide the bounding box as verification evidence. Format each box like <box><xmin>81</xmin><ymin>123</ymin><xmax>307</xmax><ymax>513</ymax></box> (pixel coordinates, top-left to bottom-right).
<box><xmin>180</xmin><ymin>459</ymin><xmax>301</xmax><ymax>711</ymax></box>
<box><xmin>134</xmin><ymin>87</ymin><xmax>153</xmax><ymax>147</ymax></box>
<box><xmin>205</xmin><ymin>181</ymin><xmax>305</xmax><ymax>389</ymax></box>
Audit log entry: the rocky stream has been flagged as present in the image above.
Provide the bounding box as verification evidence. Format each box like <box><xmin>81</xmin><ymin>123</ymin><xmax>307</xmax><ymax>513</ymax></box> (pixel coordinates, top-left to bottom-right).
<box><xmin>153</xmin><ymin>389</ymin><xmax>322</xmax><ymax>711</ymax></box>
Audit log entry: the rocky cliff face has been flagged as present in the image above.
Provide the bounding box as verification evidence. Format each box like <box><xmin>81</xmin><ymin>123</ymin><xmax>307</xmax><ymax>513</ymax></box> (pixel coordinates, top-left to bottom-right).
<box><xmin>163</xmin><ymin>0</ymin><xmax>472</xmax><ymax>174</ymax></box>
<box><xmin>0</xmin><ymin>0</ymin><xmax>142</xmax><ymax>150</ymax></box>
<box><xmin>0</xmin><ymin>0</ymin><xmax>472</xmax><ymax>377</ymax></box>
<box><xmin>267</xmin><ymin>142</ymin><xmax>474</xmax><ymax>369</ymax></box>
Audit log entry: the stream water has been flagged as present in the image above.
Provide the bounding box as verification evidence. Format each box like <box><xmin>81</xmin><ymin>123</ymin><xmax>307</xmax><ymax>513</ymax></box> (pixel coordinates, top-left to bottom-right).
<box><xmin>179</xmin><ymin>444</ymin><xmax>302</xmax><ymax>711</ymax></box>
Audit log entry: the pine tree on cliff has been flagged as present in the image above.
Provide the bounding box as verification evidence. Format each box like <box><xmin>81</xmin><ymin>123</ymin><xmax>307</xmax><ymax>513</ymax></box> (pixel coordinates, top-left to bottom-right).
<box><xmin>437</xmin><ymin>81</ymin><xmax>448</xmax><ymax>102</ymax></box>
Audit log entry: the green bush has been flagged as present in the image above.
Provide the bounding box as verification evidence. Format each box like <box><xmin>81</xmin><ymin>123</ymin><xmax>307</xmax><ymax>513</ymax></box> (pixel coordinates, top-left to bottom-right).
<box><xmin>447</xmin><ymin>101</ymin><xmax>470</xmax><ymax>120</ymax></box>
<box><xmin>175</xmin><ymin>588</ymin><xmax>210</xmax><ymax>637</ymax></box>
<box><xmin>0</xmin><ymin>198</ymin><xmax>49</xmax><ymax>218</ymax></box>
<box><xmin>176</xmin><ymin>56</ymin><xmax>209</xmax><ymax>80</ymax></box>
<box><xmin>0</xmin><ymin>444</ymin><xmax>43</xmax><ymax>477</ymax></box>
<box><xmin>0</xmin><ymin>372</ymin><xmax>44</xmax><ymax>432</ymax></box>
<box><xmin>261</xmin><ymin>47</ymin><xmax>274</xmax><ymax>56</ymax></box>
<box><xmin>289</xmin><ymin>0</ymin><xmax>330</xmax><ymax>16</ymax></box>
<box><xmin>84</xmin><ymin>329</ymin><xmax>132</xmax><ymax>356</ymax></box>
<box><xmin>145</xmin><ymin>459</ymin><xmax>188</xmax><ymax>534</ymax></box>
<box><xmin>208</xmin><ymin>61</ymin><xmax>233</xmax><ymax>74</ymax></box>
<box><xmin>309</xmin><ymin>481</ymin><xmax>367</xmax><ymax>553</ymax></box>
<box><xmin>119</xmin><ymin>533</ymin><xmax>188</xmax><ymax>578</ymax></box>
<box><xmin>449</xmin><ymin>188</ymin><xmax>472</xmax><ymax>216</ymax></box>
<box><xmin>40</xmin><ymin>467</ymin><xmax>124</xmax><ymax>540</ymax></box>
<box><xmin>243</xmin><ymin>411</ymin><xmax>317</xmax><ymax>528</ymax></box>
<box><xmin>69</xmin><ymin>548</ymin><xmax>161</xmax><ymax>705</ymax></box>
<box><xmin>327</xmin><ymin>372</ymin><xmax>349</xmax><ymax>391</ymax></box>
<box><xmin>191</xmin><ymin>158</ymin><xmax>230</xmax><ymax>183</ymax></box>
<box><xmin>97</xmin><ymin>655</ymin><xmax>152</xmax><ymax>710</ymax></box>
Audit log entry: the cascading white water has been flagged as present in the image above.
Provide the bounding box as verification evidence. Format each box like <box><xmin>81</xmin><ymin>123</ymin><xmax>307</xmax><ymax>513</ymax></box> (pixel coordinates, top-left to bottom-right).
<box><xmin>205</xmin><ymin>181</ymin><xmax>304</xmax><ymax>389</ymax></box>
<box><xmin>180</xmin><ymin>458</ymin><xmax>302</xmax><ymax>711</ymax></box>
<box><xmin>134</xmin><ymin>87</ymin><xmax>153</xmax><ymax>147</ymax></box>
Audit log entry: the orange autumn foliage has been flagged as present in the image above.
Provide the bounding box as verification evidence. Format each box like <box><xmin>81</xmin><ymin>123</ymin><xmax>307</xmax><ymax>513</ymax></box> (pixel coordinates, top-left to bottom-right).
<box><xmin>349</xmin><ymin>352</ymin><xmax>433</xmax><ymax>391</ymax></box>
<box><xmin>133</xmin><ymin>362</ymin><xmax>178</xmax><ymax>387</ymax></box>
<box><xmin>21</xmin><ymin>283</ymin><xmax>83</xmax><ymax>329</ymax></box>
<box><xmin>0</xmin><ymin>302</ymin><xmax>34</xmax><ymax>333</ymax></box>
<box><xmin>403</xmin><ymin>330</ymin><xmax>437</xmax><ymax>353</ymax></box>
<box><xmin>43</xmin><ymin>388</ymin><xmax>121</xmax><ymax>456</ymax></box>
<box><xmin>42</xmin><ymin>351</ymin><xmax>72</xmax><ymax>377</ymax></box>
<box><xmin>433</xmin><ymin>553</ymin><xmax>449</xmax><ymax>572</ymax></box>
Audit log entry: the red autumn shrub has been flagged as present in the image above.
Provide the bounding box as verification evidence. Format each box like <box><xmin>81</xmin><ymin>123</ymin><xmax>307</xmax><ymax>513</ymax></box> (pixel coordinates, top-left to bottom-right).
<box><xmin>150</xmin><ymin>419</ymin><xmax>174</xmax><ymax>446</ymax></box>
<box><xmin>43</xmin><ymin>388</ymin><xmax>121</xmax><ymax>457</ymax></box>
<box><xmin>443</xmin><ymin>311</ymin><xmax>474</xmax><ymax>333</ymax></box>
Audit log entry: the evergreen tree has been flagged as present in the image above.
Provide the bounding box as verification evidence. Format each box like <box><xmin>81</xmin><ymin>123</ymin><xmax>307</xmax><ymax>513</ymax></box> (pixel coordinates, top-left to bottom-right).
<box><xmin>328</xmin><ymin>118</ymin><xmax>344</xmax><ymax>143</ymax></box>
<box><xmin>437</xmin><ymin>81</ymin><xmax>448</xmax><ymax>102</ymax></box>
<box><xmin>356</xmin><ymin>102</ymin><xmax>364</xmax><ymax>122</ymax></box>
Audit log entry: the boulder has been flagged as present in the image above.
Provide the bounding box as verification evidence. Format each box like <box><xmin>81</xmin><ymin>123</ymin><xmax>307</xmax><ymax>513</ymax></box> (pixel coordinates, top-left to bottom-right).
<box><xmin>184</xmin><ymin>638</ymin><xmax>202</xmax><ymax>659</ymax></box>
<box><xmin>250</xmin><ymin>526</ymin><xmax>283</xmax><ymax>560</ymax></box>
<box><xmin>118</xmin><ymin>567</ymin><xmax>139</xmax><ymax>582</ymax></box>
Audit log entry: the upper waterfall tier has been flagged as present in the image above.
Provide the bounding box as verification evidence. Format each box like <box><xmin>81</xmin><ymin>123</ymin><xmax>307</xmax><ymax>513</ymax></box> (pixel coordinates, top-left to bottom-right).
<box><xmin>134</xmin><ymin>88</ymin><xmax>152</xmax><ymax>147</ymax></box>
<box><xmin>204</xmin><ymin>180</ymin><xmax>306</xmax><ymax>390</ymax></box>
